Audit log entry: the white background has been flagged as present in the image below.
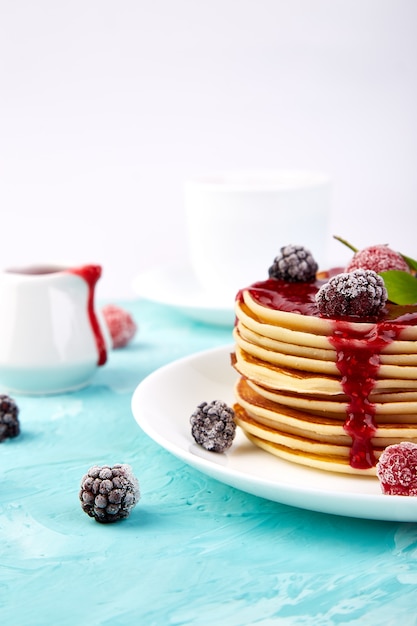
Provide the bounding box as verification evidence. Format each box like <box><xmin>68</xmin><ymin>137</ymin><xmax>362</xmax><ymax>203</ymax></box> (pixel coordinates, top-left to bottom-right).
<box><xmin>1</xmin><ymin>1</ymin><xmax>416</xmax><ymax>300</ymax></box>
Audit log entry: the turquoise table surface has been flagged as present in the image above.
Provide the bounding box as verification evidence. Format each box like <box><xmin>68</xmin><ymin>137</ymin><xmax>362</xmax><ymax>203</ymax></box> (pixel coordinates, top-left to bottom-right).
<box><xmin>1</xmin><ymin>299</ymin><xmax>417</xmax><ymax>626</ymax></box>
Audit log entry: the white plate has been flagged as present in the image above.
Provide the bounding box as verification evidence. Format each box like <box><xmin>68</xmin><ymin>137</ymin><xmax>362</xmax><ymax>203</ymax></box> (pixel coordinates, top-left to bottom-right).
<box><xmin>131</xmin><ymin>345</ymin><xmax>417</xmax><ymax>522</ymax></box>
<box><xmin>132</xmin><ymin>264</ymin><xmax>235</xmax><ymax>326</ymax></box>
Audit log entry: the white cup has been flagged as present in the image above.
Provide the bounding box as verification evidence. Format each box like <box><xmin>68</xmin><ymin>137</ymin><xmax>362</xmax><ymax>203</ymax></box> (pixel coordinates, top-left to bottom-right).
<box><xmin>184</xmin><ymin>170</ymin><xmax>332</xmax><ymax>298</ymax></box>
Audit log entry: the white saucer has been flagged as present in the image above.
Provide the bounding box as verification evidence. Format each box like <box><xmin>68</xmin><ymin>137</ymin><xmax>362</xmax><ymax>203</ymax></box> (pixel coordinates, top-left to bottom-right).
<box><xmin>132</xmin><ymin>264</ymin><xmax>235</xmax><ymax>326</ymax></box>
<box><xmin>132</xmin><ymin>345</ymin><xmax>417</xmax><ymax>522</ymax></box>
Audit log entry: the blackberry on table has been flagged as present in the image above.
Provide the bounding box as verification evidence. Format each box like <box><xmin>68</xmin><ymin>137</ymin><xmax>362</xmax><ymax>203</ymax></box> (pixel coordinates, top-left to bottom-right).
<box><xmin>268</xmin><ymin>245</ymin><xmax>318</xmax><ymax>282</ymax></box>
<box><xmin>79</xmin><ymin>464</ymin><xmax>140</xmax><ymax>523</ymax></box>
<box><xmin>190</xmin><ymin>400</ymin><xmax>236</xmax><ymax>453</ymax></box>
<box><xmin>316</xmin><ymin>269</ymin><xmax>387</xmax><ymax>318</ymax></box>
<box><xmin>0</xmin><ymin>395</ymin><xmax>20</xmax><ymax>442</ymax></box>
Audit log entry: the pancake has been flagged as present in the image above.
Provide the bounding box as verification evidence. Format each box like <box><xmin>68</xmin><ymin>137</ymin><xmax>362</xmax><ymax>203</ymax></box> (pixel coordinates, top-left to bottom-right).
<box><xmin>232</xmin><ymin>273</ymin><xmax>417</xmax><ymax>475</ymax></box>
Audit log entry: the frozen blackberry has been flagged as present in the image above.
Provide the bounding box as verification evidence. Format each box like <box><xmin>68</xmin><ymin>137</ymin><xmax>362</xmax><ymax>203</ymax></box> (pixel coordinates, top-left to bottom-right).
<box><xmin>0</xmin><ymin>395</ymin><xmax>20</xmax><ymax>442</ymax></box>
<box><xmin>190</xmin><ymin>400</ymin><xmax>236</xmax><ymax>452</ymax></box>
<box><xmin>316</xmin><ymin>269</ymin><xmax>387</xmax><ymax>318</ymax></box>
<box><xmin>268</xmin><ymin>245</ymin><xmax>318</xmax><ymax>282</ymax></box>
<box><xmin>79</xmin><ymin>464</ymin><xmax>140</xmax><ymax>524</ymax></box>
<box><xmin>377</xmin><ymin>442</ymin><xmax>417</xmax><ymax>496</ymax></box>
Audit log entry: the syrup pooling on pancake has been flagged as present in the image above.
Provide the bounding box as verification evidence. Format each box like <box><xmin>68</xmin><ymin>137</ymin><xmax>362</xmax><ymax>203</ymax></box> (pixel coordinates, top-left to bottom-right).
<box><xmin>233</xmin><ymin>242</ymin><xmax>417</xmax><ymax>473</ymax></box>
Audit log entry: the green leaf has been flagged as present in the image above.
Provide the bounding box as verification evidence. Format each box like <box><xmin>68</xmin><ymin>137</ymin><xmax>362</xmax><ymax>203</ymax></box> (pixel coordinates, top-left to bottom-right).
<box><xmin>401</xmin><ymin>253</ymin><xmax>417</xmax><ymax>272</ymax></box>
<box><xmin>379</xmin><ymin>270</ymin><xmax>417</xmax><ymax>305</ymax></box>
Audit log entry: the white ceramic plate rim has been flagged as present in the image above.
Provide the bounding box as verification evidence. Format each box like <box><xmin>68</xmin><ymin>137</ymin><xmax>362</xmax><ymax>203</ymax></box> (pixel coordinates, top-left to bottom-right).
<box><xmin>131</xmin><ymin>345</ymin><xmax>417</xmax><ymax>522</ymax></box>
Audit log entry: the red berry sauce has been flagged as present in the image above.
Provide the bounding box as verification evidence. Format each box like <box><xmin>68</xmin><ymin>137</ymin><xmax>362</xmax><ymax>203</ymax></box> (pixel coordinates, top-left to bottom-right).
<box><xmin>239</xmin><ymin>275</ymin><xmax>417</xmax><ymax>470</ymax></box>
<box><xmin>69</xmin><ymin>265</ymin><xmax>108</xmax><ymax>366</ymax></box>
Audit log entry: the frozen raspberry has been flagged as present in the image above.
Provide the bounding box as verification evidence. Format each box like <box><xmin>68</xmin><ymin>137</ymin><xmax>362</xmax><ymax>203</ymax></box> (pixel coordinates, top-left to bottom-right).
<box><xmin>346</xmin><ymin>244</ymin><xmax>409</xmax><ymax>273</ymax></box>
<box><xmin>377</xmin><ymin>442</ymin><xmax>417</xmax><ymax>496</ymax></box>
<box><xmin>102</xmin><ymin>304</ymin><xmax>137</xmax><ymax>348</ymax></box>
<box><xmin>190</xmin><ymin>400</ymin><xmax>236</xmax><ymax>452</ymax></box>
<box><xmin>269</xmin><ymin>245</ymin><xmax>318</xmax><ymax>282</ymax></box>
<box><xmin>316</xmin><ymin>269</ymin><xmax>387</xmax><ymax>318</ymax></box>
<box><xmin>79</xmin><ymin>464</ymin><xmax>140</xmax><ymax>523</ymax></box>
<box><xmin>0</xmin><ymin>395</ymin><xmax>20</xmax><ymax>442</ymax></box>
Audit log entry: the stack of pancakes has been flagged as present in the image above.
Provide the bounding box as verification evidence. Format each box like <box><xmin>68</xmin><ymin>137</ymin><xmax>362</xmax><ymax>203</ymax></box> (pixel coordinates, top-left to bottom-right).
<box><xmin>232</xmin><ymin>283</ymin><xmax>417</xmax><ymax>475</ymax></box>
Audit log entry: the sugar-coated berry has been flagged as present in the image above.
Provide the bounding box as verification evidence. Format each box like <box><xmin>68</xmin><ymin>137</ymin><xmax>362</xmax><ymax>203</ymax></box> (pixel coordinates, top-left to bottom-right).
<box><xmin>79</xmin><ymin>464</ymin><xmax>140</xmax><ymax>523</ymax></box>
<box><xmin>269</xmin><ymin>245</ymin><xmax>318</xmax><ymax>282</ymax></box>
<box><xmin>0</xmin><ymin>395</ymin><xmax>20</xmax><ymax>442</ymax></box>
<box><xmin>190</xmin><ymin>400</ymin><xmax>236</xmax><ymax>452</ymax></box>
<box><xmin>377</xmin><ymin>442</ymin><xmax>417</xmax><ymax>496</ymax></box>
<box><xmin>316</xmin><ymin>269</ymin><xmax>387</xmax><ymax>318</ymax></box>
<box><xmin>346</xmin><ymin>244</ymin><xmax>409</xmax><ymax>273</ymax></box>
<box><xmin>102</xmin><ymin>304</ymin><xmax>137</xmax><ymax>348</ymax></box>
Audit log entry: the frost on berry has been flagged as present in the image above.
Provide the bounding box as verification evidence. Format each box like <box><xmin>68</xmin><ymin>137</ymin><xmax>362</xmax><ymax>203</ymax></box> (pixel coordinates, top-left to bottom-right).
<box><xmin>190</xmin><ymin>400</ymin><xmax>236</xmax><ymax>452</ymax></box>
<box><xmin>377</xmin><ymin>443</ymin><xmax>417</xmax><ymax>496</ymax></box>
<box><xmin>102</xmin><ymin>304</ymin><xmax>137</xmax><ymax>349</ymax></box>
<box><xmin>79</xmin><ymin>464</ymin><xmax>140</xmax><ymax>523</ymax></box>
<box><xmin>0</xmin><ymin>395</ymin><xmax>20</xmax><ymax>442</ymax></box>
<box><xmin>269</xmin><ymin>245</ymin><xmax>318</xmax><ymax>282</ymax></box>
<box><xmin>316</xmin><ymin>269</ymin><xmax>387</xmax><ymax>318</ymax></box>
<box><xmin>346</xmin><ymin>244</ymin><xmax>409</xmax><ymax>273</ymax></box>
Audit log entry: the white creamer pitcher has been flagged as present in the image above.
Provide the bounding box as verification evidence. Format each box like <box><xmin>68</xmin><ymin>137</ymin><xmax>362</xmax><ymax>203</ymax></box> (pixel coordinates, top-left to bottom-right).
<box><xmin>0</xmin><ymin>264</ymin><xmax>111</xmax><ymax>394</ymax></box>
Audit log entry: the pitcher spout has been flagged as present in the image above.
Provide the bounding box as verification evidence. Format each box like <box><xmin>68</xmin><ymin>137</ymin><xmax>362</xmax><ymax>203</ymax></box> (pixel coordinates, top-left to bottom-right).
<box><xmin>70</xmin><ymin>264</ymin><xmax>102</xmax><ymax>287</ymax></box>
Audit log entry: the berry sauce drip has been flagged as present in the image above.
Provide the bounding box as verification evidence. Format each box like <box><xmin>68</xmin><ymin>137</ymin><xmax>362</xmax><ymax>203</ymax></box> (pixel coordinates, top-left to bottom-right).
<box><xmin>329</xmin><ymin>322</ymin><xmax>403</xmax><ymax>469</ymax></box>
<box><xmin>68</xmin><ymin>265</ymin><xmax>107</xmax><ymax>366</ymax></box>
<box><xmin>241</xmin><ymin>275</ymin><xmax>417</xmax><ymax>470</ymax></box>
